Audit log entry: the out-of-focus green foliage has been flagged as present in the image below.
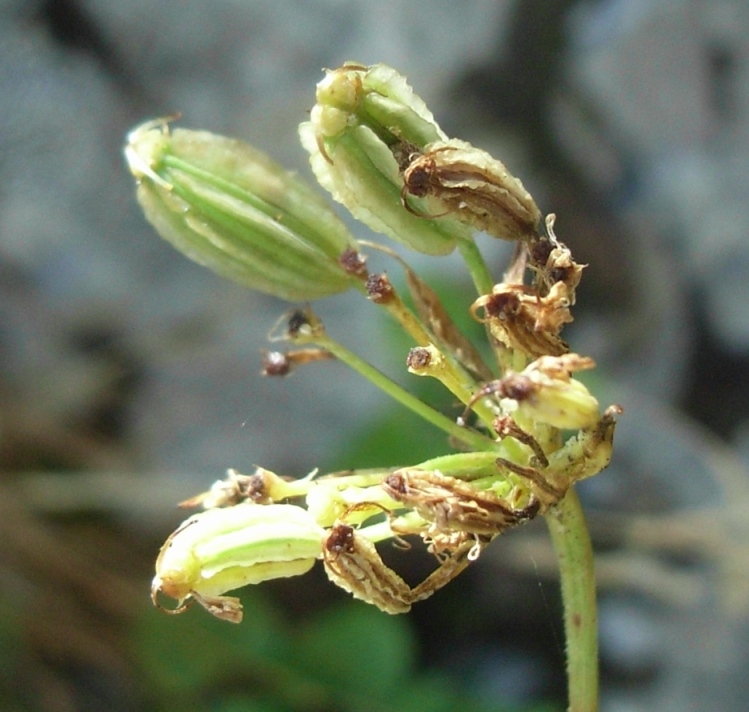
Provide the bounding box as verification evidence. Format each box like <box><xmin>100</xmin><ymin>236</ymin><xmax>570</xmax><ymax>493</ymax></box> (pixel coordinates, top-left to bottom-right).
<box><xmin>131</xmin><ymin>584</ymin><xmax>549</xmax><ymax>711</ymax></box>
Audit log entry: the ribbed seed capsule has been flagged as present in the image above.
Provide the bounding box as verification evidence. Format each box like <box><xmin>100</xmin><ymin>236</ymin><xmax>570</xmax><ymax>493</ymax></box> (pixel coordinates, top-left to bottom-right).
<box><xmin>323</xmin><ymin>523</ymin><xmax>412</xmax><ymax>614</ymax></box>
<box><xmin>382</xmin><ymin>469</ymin><xmax>540</xmax><ymax>539</ymax></box>
<box><xmin>152</xmin><ymin>503</ymin><xmax>325</xmax><ymax>623</ymax></box>
<box><xmin>125</xmin><ymin>120</ymin><xmax>360</xmax><ymax>301</ymax></box>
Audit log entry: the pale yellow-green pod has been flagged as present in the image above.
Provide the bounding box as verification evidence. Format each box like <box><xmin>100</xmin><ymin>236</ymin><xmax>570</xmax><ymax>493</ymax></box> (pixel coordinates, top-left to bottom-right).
<box><xmin>125</xmin><ymin>119</ymin><xmax>361</xmax><ymax>301</ymax></box>
<box><xmin>313</xmin><ymin>62</ymin><xmax>447</xmax><ymax>147</ymax></box>
<box><xmin>152</xmin><ymin>503</ymin><xmax>325</xmax><ymax>623</ymax></box>
<box><xmin>305</xmin><ymin>479</ymin><xmax>398</xmax><ymax>528</ymax></box>
<box><xmin>501</xmin><ymin>355</ymin><xmax>601</xmax><ymax>431</ymax></box>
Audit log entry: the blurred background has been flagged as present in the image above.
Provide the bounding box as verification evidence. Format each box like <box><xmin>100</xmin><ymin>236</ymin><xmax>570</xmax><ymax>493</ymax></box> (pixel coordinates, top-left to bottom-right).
<box><xmin>2</xmin><ymin>0</ymin><xmax>749</xmax><ymax>710</ymax></box>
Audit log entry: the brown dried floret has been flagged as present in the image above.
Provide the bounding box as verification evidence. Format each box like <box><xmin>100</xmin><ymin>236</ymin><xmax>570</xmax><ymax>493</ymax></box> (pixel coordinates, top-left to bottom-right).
<box><xmin>471</xmin><ymin>282</ymin><xmax>573</xmax><ymax>358</ymax></box>
<box><xmin>400</xmin><ymin>139</ymin><xmax>542</xmax><ymax>242</ymax></box>
<box><xmin>323</xmin><ymin>519</ymin><xmax>483</xmax><ymax>612</ymax></box>
<box><xmin>528</xmin><ymin>215</ymin><xmax>585</xmax><ymax>303</ymax></box>
<box><xmin>323</xmin><ymin>523</ymin><xmax>413</xmax><ymax>614</ymax></box>
<box><xmin>338</xmin><ymin>247</ymin><xmax>369</xmax><ymax>277</ymax></box>
<box><xmin>365</xmin><ymin>273</ymin><xmax>395</xmax><ymax>303</ymax></box>
<box><xmin>178</xmin><ymin>468</ymin><xmax>268</xmax><ymax>508</ymax></box>
<box><xmin>408</xmin><ymin>536</ymin><xmax>478</xmax><ymax>601</ymax></box>
<box><xmin>406</xmin><ymin>346</ymin><xmax>432</xmax><ymax>370</ymax></box>
<box><xmin>382</xmin><ymin>469</ymin><xmax>540</xmax><ymax>542</ymax></box>
<box><xmin>178</xmin><ymin>466</ymin><xmax>302</xmax><ymax>509</ymax></box>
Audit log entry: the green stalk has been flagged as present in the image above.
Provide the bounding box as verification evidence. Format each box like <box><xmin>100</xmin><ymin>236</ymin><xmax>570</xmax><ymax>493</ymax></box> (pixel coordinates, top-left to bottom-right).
<box><xmin>351</xmin><ymin>266</ymin><xmax>497</xmax><ymax>428</ymax></box>
<box><xmin>415</xmin><ymin>441</ymin><xmax>530</xmax><ymax>474</ymax></box>
<box><xmin>300</xmin><ymin>331</ymin><xmax>498</xmax><ymax>453</ymax></box>
<box><xmin>456</xmin><ymin>236</ymin><xmax>518</xmax><ymax>374</ymax></box>
<box><xmin>457</xmin><ymin>224</ymin><xmax>601</xmax><ymax>710</ymax></box>
<box><xmin>373</xmin><ymin>290</ymin><xmax>496</xmax><ymax>426</ymax></box>
<box><xmin>456</xmin><ymin>236</ymin><xmax>494</xmax><ymax>296</ymax></box>
<box><xmin>545</xmin><ymin>488</ymin><xmax>599</xmax><ymax>712</ymax></box>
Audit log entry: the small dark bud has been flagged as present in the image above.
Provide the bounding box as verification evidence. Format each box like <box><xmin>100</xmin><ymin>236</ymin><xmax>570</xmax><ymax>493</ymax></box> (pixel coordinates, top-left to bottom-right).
<box><xmin>262</xmin><ymin>351</ymin><xmax>291</xmax><ymax>377</ymax></box>
<box><xmin>339</xmin><ymin>248</ymin><xmax>368</xmax><ymax>276</ymax></box>
<box><xmin>287</xmin><ymin>309</ymin><xmax>312</xmax><ymax>336</ymax></box>
<box><xmin>498</xmin><ymin>373</ymin><xmax>534</xmax><ymax>402</ymax></box>
<box><xmin>325</xmin><ymin>524</ymin><xmax>356</xmax><ymax>554</ymax></box>
<box><xmin>406</xmin><ymin>347</ymin><xmax>432</xmax><ymax>370</ymax></box>
<box><xmin>366</xmin><ymin>273</ymin><xmax>395</xmax><ymax>303</ymax></box>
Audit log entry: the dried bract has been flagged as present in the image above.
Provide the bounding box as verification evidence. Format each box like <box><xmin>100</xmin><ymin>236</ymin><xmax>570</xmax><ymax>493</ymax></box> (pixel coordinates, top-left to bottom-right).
<box><xmin>401</xmin><ymin>258</ymin><xmax>495</xmax><ymax>380</ymax></box>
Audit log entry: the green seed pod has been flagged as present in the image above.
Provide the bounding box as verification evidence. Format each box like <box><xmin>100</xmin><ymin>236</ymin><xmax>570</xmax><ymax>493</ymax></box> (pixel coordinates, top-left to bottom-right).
<box><xmin>546</xmin><ymin>405</ymin><xmax>621</xmax><ymax>483</ymax></box>
<box><xmin>152</xmin><ymin>503</ymin><xmax>325</xmax><ymax>622</ymax></box>
<box><xmin>314</xmin><ymin>62</ymin><xmax>446</xmax><ymax>148</ymax></box>
<box><xmin>125</xmin><ymin>120</ymin><xmax>361</xmax><ymax>301</ymax></box>
<box><xmin>300</xmin><ymin>63</ymin><xmax>472</xmax><ymax>255</ymax></box>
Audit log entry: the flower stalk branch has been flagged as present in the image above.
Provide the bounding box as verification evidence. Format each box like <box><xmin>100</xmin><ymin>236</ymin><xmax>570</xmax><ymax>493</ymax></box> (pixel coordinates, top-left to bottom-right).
<box><xmin>456</xmin><ymin>236</ymin><xmax>495</xmax><ymax>297</ymax></box>
<box><xmin>278</xmin><ymin>309</ymin><xmax>498</xmax><ymax>453</ymax></box>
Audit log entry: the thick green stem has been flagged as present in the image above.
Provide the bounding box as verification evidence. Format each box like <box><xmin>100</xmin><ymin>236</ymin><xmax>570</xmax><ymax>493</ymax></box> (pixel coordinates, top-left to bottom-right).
<box><xmin>545</xmin><ymin>488</ymin><xmax>599</xmax><ymax>712</ymax></box>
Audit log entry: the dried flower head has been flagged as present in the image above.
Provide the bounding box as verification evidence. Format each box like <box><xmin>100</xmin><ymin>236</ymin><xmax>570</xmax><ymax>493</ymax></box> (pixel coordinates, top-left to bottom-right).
<box><xmin>529</xmin><ymin>215</ymin><xmax>586</xmax><ymax>303</ymax></box>
<box><xmin>401</xmin><ymin>139</ymin><xmax>543</xmax><ymax>242</ymax></box>
<box><xmin>472</xmin><ymin>282</ymin><xmax>573</xmax><ymax>358</ymax></box>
